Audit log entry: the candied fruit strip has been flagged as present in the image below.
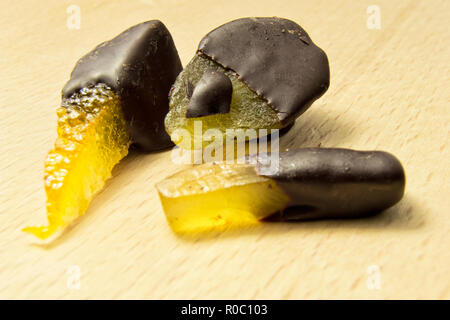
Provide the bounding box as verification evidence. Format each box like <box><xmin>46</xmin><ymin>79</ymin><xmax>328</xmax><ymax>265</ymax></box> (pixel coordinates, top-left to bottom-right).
<box><xmin>23</xmin><ymin>84</ymin><xmax>130</xmax><ymax>240</ymax></box>
<box><xmin>156</xmin><ymin>163</ymin><xmax>290</xmax><ymax>233</ymax></box>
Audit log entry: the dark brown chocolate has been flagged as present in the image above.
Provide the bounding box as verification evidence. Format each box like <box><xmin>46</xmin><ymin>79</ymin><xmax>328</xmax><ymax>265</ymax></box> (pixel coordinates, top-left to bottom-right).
<box><xmin>198</xmin><ymin>17</ymin><xmax>330</xmax><ymax>126</ymax></box>
<box><xmin>62</xmin><ymin>20</ymin><xmax>182</xmax><ymax>152</ymax></box>
<box><xmin>186</xmin><ymin>69</ymin><xmax>232</xmax><ymax>118</ymax></box>
<box><xmin>254</xmin><ymin>148</ymin><xmax>405</xmax><ymax>220</ymax></box>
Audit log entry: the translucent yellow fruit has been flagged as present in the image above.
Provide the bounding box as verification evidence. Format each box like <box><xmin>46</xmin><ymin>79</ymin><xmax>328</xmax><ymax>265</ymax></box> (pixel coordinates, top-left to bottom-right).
<box><xmin>156</xmin><ymin>162</ymin><xmax>290</xmax><ymax>233</ymax></box>
<box><xmin>165</xmin><ymin>54</ymin><xmax>283</xmax><ymax>149</ymax></box>
<box><xmin>23</xmin><ymin>84</ymin><xmax>130</xmax><ymax>240</ymax></box>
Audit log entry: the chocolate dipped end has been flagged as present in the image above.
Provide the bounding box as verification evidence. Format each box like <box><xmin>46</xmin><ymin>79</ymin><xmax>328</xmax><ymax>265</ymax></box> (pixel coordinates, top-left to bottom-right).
<box><xmin>198</xmin><ymin>17</ymin><xmax>330</xmax><ymax>126</ymax></box>
<box><xmin>62</xmin><ymin>20</ymin><xmax>182</xmax><ymax>152</ymax></box>
<box><xmin>186</xmin><ymin>69</ymin><xmax>232</xmax><ymax>118</ymax></box>
<box><xmin>256</xmin><ymin>148</ymin><xmax>405</xmax><ymax>220</ymax></box>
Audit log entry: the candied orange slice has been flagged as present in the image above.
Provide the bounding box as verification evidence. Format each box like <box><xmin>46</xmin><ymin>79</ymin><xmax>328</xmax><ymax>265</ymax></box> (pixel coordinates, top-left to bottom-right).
<box><xmin>156</xmin><ymin>162</ymin><xmax>290</xmax><ymax>233</ymax></box>
<box><xmin>23</xmin><ymin>84</ymin><xmax>130</xmax><ymax>240</ymax></box>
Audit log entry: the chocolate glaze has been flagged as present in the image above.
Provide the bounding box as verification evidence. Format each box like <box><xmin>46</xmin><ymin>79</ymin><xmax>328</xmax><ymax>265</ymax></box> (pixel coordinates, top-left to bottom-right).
<box><xmin>255</xmin><ymin>148</ymin><xmax>405</xmax><ymax>220</ymax></box>
<box><xmin>62</xmin><ymin>20</ymin><xmax>182</xmax><ymax>152</ymax></box>
<box><xmin>198</xmin><ymin>17</ymin><xmax>330</xmax><ymax>126</ymax></box>
<box><xmin>186</xmin><ymin>69</ymin><xmax>232</xmax><ymax>118</ymax></box>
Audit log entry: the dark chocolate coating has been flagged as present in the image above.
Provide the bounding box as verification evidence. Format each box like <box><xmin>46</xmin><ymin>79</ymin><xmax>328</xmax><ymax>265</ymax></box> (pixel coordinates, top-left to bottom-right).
<box><xmin>62</xmin><ymin>20</ymin><xmax>182</xmax><ymax>152</ymax></box>
<box><xmin>198</xmin><ymin>17</ymin><xmax>330</xmax><ymax>125</ymax></box>
<box><xmin>186</xmin><ymin>69</ymin><xmax>232</xmax><ymax>118</ymax></box>
<box><xmin>255</xmin><ymin>148</ymin><xmax>405</xmax><ymax>220</ymax></box>
<box><xmin>186</xmin><ymin>80</ymin><xmax>194</xmax><ymax>99</ymax></box>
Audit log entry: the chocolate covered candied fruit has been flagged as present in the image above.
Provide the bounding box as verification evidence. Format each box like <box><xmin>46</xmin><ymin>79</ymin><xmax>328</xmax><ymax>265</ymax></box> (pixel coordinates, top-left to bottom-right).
<box><xmin>156</xmin><ymin>148</ymin><xmax>406</xmax><ymax>233</ymax></box>
<box><xmin>165</xmin><ymin>17</ymin><xmax>330</xmax><ymax>149</ymax></box>
<box><xmin>23</xmin><ymin>20</ymin><xmax>182</xmax><ymax>240</ymax></box>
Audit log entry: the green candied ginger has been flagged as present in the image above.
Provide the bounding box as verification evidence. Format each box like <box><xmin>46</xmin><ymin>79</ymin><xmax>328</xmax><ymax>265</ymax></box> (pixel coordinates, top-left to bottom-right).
<box><xmin>165</xmin><ymin>54</ymin><xmax>283</xmax><ymax>149</ymax></box>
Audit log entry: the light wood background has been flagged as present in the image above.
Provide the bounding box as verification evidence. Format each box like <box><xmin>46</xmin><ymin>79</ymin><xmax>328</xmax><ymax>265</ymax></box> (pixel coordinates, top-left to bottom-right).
<box><xmin>1</xmin><ymin>0</ymin><xmax>449</xmax><ymax>299</ymax></box>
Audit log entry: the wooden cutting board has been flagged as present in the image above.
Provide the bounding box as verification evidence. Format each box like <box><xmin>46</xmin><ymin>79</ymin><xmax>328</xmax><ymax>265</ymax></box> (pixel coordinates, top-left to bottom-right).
<box><xmin>1</xmin><ymin>0</ymin><xmax>448</xmax><ymax>299</ymax></box>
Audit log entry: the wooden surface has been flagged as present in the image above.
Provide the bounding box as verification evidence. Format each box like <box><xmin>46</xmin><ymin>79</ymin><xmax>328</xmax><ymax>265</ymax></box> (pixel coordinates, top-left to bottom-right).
<box><xmin>1</xmin><ymin>0</ymin><xmax>449</xmax><ymax>299</ymax></box>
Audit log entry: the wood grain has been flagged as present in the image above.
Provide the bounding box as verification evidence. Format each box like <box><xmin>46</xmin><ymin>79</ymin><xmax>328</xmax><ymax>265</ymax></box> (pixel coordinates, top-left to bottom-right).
<box><xmin>0</xmin><ymin>0</ymin><xmax>449</xmax><ymax>299</ymax></box>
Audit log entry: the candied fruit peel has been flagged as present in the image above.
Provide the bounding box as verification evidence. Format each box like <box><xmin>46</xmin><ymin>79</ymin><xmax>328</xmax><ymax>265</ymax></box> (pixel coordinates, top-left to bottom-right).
<box><xmin>156</xmin><ymin>162</ymin><xmax>290</xmax><ymax>233</ymax></box>
<box><xmin>23</xmin><ymin>84</ymin><xmax>131</xmax><ymax>240</ymax></box>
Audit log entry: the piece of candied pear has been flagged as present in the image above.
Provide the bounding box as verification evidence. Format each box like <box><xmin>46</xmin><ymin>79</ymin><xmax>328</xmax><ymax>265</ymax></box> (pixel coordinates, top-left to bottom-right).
<box><xmin>165</xmin><ymin>54</ymin><xmax>283</xmax><ymax>149</ymax></box>
<box><xmin>156</xmin><ymin>162</ymin><xmax>290</xmax><ymax>233</ymax></box>
<box><xmin>23</xmin><ymin>84</ymin><xmax>130</xmax><ymax>240</ymax></box>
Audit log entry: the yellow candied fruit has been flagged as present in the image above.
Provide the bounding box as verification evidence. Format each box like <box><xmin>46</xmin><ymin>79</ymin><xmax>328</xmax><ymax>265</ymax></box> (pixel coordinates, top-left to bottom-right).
<box><xmin>156</xmin><ymin>162</ymin><xmax>290</xmax><ymax>234</ymax></box>
<box><xmin>23</xmin><ymin>84</ymin><xmax>131</xmax><ymax>240</ymax></box>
